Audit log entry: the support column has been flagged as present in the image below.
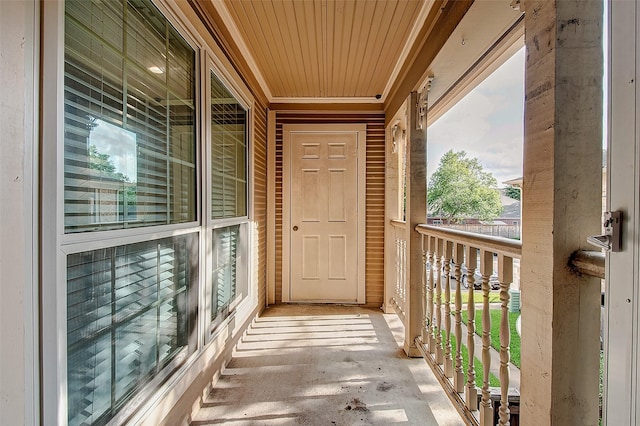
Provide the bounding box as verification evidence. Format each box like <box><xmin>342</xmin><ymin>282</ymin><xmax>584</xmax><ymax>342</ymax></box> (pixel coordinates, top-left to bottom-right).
<box><xmin>521</xmin><ymin>1</ymin><xmax>602</xmax><ymax>424</ymax></box>
<box><xmin>404</xmin><ymin>89</ymin><xmax>428</xmax><ymax>357</ymax></box>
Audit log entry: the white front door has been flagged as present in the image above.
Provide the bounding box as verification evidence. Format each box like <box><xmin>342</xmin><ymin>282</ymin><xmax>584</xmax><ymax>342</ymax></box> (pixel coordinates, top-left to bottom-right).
<box><xmin>283</xmin><ymin>124</ymin><xmax>366</xmax><ymax>303</ymax></box>
<box><xmin>605</xmin><ymin>2</ymin><xmax>640</xmax><ymax>424</ymax></box>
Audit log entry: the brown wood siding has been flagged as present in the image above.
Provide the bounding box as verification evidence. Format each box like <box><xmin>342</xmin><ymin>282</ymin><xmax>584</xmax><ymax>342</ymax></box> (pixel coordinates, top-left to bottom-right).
<box><xmin>274</xmin><ymin>111</ymin><xmax>385</xmax><ymax>307</ymax></box>
<box><xmin>252</xmin><ymin>100</ymin><xmax>268</xmax><ymax>310</ymax></box>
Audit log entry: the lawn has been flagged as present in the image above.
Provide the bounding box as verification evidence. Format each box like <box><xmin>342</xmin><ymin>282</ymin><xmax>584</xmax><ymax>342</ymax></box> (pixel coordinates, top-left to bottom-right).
<box><xmin>460</xmin><ymin>309</ymin><xmax>521</xmax><ymax>369</ymax></box>
<box><xmin>440</xmin><ymin>330</ymin><xmax>500</xmax><ymax>388</ymax></box>
<box><xmin>448</xmin><ymin>290</ymin><xmax>500</xmax><ymax>305</ymax></box>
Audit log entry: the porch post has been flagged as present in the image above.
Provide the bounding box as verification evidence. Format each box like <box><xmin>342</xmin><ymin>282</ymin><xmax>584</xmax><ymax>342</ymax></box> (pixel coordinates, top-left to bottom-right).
<box><xmin>404</xmin><ymin>89</ymin><xmax>428</xmax><ymax>357</ymax></box>
<box><xmin>521</xmin><ymin>1</ymin><xmax>602</xmax><ymax>424</ymax></box>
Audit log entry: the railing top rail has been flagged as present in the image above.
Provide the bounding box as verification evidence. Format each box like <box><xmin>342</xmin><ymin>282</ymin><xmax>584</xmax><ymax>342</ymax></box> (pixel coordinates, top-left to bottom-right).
<box><xmin>415</xmin><ymin>224</ymin><xmax>522</xmax><ymax>259</ymax></box>
<box><xmin>569</xmin><ymin>250</ymin><xmax>605</xmax><ymax>279</ymax></box>
<box><xmin>390</xmin><ymin>219</ymin><xmax>406</xmax><ymax>228</ymax></box>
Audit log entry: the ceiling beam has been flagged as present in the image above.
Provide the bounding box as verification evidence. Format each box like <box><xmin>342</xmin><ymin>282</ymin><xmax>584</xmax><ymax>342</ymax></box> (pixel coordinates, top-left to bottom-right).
<box><xmin>384</xmin><ymin>0</ymin><xmax>474</xmax><ymax>124</ymax></box>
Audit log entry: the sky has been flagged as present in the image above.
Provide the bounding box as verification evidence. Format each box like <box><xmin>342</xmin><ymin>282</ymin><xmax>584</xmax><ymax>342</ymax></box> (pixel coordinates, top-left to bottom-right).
<box><xmin>427</xmin><ymin>47</ymin><xmax>525</xmax><ymax>186</ymax></box>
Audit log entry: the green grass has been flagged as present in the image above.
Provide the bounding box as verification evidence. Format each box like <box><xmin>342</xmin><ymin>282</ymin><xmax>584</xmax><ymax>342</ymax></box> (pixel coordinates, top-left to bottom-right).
<box><xmin>460</xmin><ymin>309</ymin><xmax>521</xmax><ymax>369</ymax></box>
<box><xmin>440</xmin><ymin>330</ymin><xmax>500</xmax><ymax>388</ymax></box>
<box><xmin>448</xmin><ymin>291</ymin><xmax>500</xmax><ymax>305</ymax></box>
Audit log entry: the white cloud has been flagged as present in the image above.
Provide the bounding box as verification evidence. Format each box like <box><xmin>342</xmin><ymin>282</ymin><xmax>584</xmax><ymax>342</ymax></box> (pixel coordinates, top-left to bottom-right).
<box><xmin>90</xmin><ymin>120</ymin><xmax>138</xmax><ymax>181</ymax></box>
<box><xmin>427</xmin><ymin>47</ymin><xmax>525</xmax><ymax>185</ymax></box>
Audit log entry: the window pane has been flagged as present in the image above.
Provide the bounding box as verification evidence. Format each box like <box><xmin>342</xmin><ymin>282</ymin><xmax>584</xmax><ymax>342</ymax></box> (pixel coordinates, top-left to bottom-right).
<box><xmin>67</xmin><ymin>233</ymin><xmax>198</xmax><ymax>426</ymax></box>
<box><xmin>64</xmin><ymin>0</ymin><xmax>196</xmax><ymax>233</ymax></box>
<box><xmin>211</xmin><ymin>225</ymin><xmax>239</xmax><ymax>323</ymax></box>
<box><xmin>211</xmin><ymin>73</ymin><xmax>247</xmax><ymax>219</ymax></box>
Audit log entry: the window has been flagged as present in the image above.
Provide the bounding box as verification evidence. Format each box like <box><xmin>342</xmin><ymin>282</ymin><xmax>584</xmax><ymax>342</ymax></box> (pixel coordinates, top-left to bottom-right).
<box><xmin>46</xmin><ymin>0</ymin><xmax>254</xmax><ymax>423</ymax></box>
<box><xmin>62</xmin><ymin>0</ymin><xmax>200</xmax><ymax>424</ymax></box>
<box><xmin>64</xmin><ymin>0</ymin><xmax>196</xmax><ymax>233</ymax></box>
<box><xmin>211</xmin><ymin>225</ymin><xmax>242</xmax><ymax>326</ymax></box>
<box><xmin>208</xmin><ymin>71</ymin><xmax>249</xmax><ymax>329</ymax></box>
<box><xmin>210</xmin><ymin>72</ymin><xmax>247</xmax><ymax>219</ymax></box>
<box><xmin>67</xmin><ymin>233</ymin><xmax>199</xmax><ymax>426</ymax></box>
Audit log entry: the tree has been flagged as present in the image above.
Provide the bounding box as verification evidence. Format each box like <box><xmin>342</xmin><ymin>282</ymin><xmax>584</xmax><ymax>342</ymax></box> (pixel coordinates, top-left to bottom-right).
<box><xmin>89</xmin><ymin>145</ymin><xmax>130</xmax><ymax>182</ymax></box>
<box><xmin>504</xmin><ymin>186</ymin><xmax>521</xmax><ymax>201</ymax></box>
<box><xmin>427</xmin><ymin>150</ymin><xmax>502</xmax><ymax>223</ymax></box>
<box><xmin>88</xmin><ymin>144</ymin><xmax>137</xmax><ymax>212</ymax></box>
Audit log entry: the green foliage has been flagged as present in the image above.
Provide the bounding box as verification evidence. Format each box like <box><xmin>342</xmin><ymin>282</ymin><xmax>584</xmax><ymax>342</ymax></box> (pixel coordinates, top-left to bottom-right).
<box><xmin>449</xmin><ymin>291</ymin><xmax>500</xmax><ymax>305</ymax></box>
<box><xmin>428</xmin><ymin>150</ymin><xmax>502</xmax><ymax>223</ymax></box>
<box><xmin>504</xmin><ymin>186</ymin><xmax>521</xmax><ymax>201</ymax></box>
<box><xmin>88</xmin><ymin>145</ymin><xmax>137</xmax><ymax>208</ymax></box>
<box><xmin>89</xmin><ymin>145</ymin><xmax>130</xmax><ymax>183</ymax></box>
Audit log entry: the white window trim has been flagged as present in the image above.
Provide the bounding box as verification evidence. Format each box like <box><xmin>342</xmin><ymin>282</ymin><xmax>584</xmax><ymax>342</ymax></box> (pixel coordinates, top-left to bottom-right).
<box><xmin>41</xmin><ymin>1</ymin><xmax>204</xmax><ymax>424</ymax></box>
<box><xmin>204</xmin><ymin>51</ymin><xmax>255</xmax><ymax>340</ymax></box>
<box><xmin>41</xmin><ymin>0</ymin><xmax>259</xmax><ymax>424</ymax></box>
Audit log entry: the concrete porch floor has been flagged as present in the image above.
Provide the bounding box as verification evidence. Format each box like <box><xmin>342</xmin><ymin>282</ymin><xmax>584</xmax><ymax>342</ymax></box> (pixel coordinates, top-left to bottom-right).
<box><xmin>190</xmin><ymin>304</ymin><xmax>464</xmax><ymax>425</ymax></box>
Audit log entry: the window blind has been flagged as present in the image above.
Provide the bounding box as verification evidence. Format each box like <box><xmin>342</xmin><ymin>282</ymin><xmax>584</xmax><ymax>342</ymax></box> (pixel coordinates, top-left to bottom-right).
<box><xmin>67</xmin><ymin>233</ymin><xmax>198</xmax><ymax>426</ymax></box>
<box><xmin>211</xmin><ymin>225</ymin><xmax>239</xmax><ymax>323</ymax></box>
<box><xmin>64</xmin><ymin>0</ymin><xmax>196</xmax><ymax>233</ymax></box>
<box><xmin>210</xmin><ymin>72</ymin><xmax>247</xmax><ymax>219</ymax></box>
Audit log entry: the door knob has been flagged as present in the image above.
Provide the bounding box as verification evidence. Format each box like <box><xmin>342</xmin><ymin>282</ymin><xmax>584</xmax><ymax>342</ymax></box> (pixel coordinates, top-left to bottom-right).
<box><xmin>293</xmin><ymin>226</ymin><xmax>299</xmax><ymax>231</ymax></box>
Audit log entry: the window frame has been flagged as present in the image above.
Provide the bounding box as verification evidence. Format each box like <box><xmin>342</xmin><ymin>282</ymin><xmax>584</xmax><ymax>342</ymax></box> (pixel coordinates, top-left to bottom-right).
<box><xmin>42</xmin><ymin>0</ymin><xmax>258</xmax><ymax>423</ymax></box>
<box><xmin>42</xmin><ymin>0</ymin><xmax>257</xmax><ymax>423</ymax></box>
<box><xmin>203</xmin><ymin>52</ymin><xmax>254</xmax><ymax>340</ymax></box>
<box><xmin>58</xmin><ymin>1</ymin><xmax>203</xmax><ymax>248</ymax></box>
<box><xmin>40</xmin><ymin>0</ymin><xmax>218</xmax><ymax>424</ymax></box>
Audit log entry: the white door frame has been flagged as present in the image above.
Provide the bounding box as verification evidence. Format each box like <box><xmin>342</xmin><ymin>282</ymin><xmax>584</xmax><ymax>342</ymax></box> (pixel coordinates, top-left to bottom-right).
<box><xmin>282</xmin><ymin>123</ymin><xmax>366</xmax><ymax>303</ymax></box>
<box><xmin>604</xmin><ymin>1</ymin><xmax>640</xmax><ymax>423</ymax></box>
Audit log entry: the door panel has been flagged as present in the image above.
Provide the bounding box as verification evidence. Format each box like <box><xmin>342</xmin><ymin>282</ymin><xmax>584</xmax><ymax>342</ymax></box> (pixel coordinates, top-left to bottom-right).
<box><xmin>283</xmin><ymin>124</ymin><xmax>365</xmax><ymax>303</ymax></box>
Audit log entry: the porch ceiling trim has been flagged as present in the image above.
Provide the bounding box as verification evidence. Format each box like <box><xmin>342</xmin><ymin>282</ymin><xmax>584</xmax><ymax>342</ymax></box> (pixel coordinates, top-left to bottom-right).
<box><xmin>270</xmin><ymin>97</ymin><xmax>384</xmax><ymax>104</ymax></box>
<box><xmin>381</xmin><ymin>0</ymin><xmax>436</xmax><ymax>102</ymax></box>
<box><xmin>210</xmin><ymin>0</ymin><xmax>273</xmax><ymax>101</ymax></box>
<box><xmin>427</xmin><ymin>13</ymin><xmax>525</xmax><ymax>126</ymax></box>
<box><xmin>384</xmin><ymin>0</ymin><xmax>474</xmax><ymax>123</ymax></box>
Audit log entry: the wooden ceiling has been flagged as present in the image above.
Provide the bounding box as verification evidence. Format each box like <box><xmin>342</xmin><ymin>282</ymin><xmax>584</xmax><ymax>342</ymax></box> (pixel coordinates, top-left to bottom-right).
<box><xmin>198</xmin><ymin>0</ymin><xmax>524</xmax><ymax>114</ymax></box>
<box><xmin>214</xmin><ymin>0</ymin><xmax>428</xmax><ymax>101</ymax></box>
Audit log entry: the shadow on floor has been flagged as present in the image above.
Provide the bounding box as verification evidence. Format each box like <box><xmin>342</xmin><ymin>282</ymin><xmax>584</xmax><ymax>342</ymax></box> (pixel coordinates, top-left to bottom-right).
<box><xmin>190</xmin><ymin>304</ymin><xmax>464</xmax><ymax>426</ymax></box>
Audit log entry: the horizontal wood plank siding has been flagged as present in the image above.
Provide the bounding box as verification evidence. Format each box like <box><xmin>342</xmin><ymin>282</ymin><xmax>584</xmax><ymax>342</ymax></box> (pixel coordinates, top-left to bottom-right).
<box><xmin>253</xmin><ymin>99</ymin><xmax>268</xmax><ymax>310</ymax></box>
<box><xmin>275</xmin><ymin>111</ymin><xmax>385</xmax><ymax>307</ymax></box>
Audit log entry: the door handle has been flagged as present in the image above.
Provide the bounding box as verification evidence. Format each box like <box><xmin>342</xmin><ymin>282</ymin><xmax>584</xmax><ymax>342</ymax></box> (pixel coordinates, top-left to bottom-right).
<box><xmin>293</xmin><ymin>225</ymin><xmax>299</xmax><ymax>231</ymax></box>
<box><xmin>587</xmin><ymin>211</ymin><xmax>622</xmax><ymax>252</ymax></box>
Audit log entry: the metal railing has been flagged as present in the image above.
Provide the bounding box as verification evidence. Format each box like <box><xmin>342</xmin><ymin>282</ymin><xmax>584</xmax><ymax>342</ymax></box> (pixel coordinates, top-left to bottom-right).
<box><xmin>414</xmin><ymin>224</ymin><xmax>522</xmax><ymax>426</ymax></box>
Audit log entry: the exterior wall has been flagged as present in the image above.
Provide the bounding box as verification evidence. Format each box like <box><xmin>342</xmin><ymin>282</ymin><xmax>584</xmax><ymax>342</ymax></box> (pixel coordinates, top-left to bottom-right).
<box><xmin>253</xmin><ymin>97</ymin><xmax>269</xmax><ymax>311</ymax></box>
<box><xmin>0</xmin><ymin>0</ymin><xmax>272</xmax><ymax>424</ymax></box>
<box><xmin>0</xmin><ymin>1</ymin><xmax>38</xmax><ymax>424</ymax></box>
<box><xmin>274</xmin><ymin>111</ymin><xmax>386</xmax><ymax>307</ymax></box>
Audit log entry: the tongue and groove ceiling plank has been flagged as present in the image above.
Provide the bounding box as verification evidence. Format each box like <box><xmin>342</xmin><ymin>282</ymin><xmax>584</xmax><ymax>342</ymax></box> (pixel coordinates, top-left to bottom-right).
<box><xmin>222</xmin><ymin>0</ymin><xmax>423</xmax><ymax>99</ymax></box>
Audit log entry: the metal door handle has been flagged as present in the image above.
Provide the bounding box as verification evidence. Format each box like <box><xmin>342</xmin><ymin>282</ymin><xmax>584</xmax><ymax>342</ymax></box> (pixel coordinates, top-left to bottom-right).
<box><xmin>293</xmin><ymin>226</ymin><xmax>299</xmax><ymax>231</ymax></box>
<box><xmin>587</xmin><ymin>235</ymin><xmax>611</xmax><ymax>251</ymax></box>
<box><xmin>587</xmin><ymin>211</ymin><xmax>622</xmax><ymax>252</ymax></box>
